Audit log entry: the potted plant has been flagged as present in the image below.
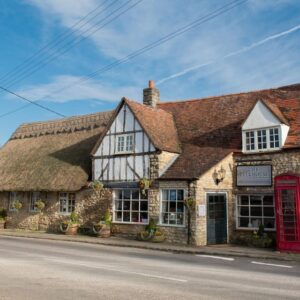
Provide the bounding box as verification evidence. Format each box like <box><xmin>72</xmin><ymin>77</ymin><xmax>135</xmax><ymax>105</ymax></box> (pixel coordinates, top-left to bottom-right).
<box><xmin>60</xmin><ymin>212</ymin><xmax>79</xmax><ymax>235</ymax></box>
<box><xmin>92</xmin><ymin>209</ymin><xmax>112</xmax><ymax>238</ymax></box>
<box><xmin>34</xmin><ymin>199</ymin><xmax>45</xmax><ymax>212</ymax></box>
<box><xmin>137</xmin><ymin>218</ymin><xmax>165</xmax><ymax>243</ymax></box>
<box><xmin>12</xmin><ymin>200</ymin><xmax>22</xmax><ymax>211</ymax></box>
<box><xmin>0</xmin><ymin>208</ymin><xmax>7</xmax><ymax>229</ymax></box>
<box><xmin>139</xmin><ymin>178</ymin><xmax>152</xmax><ymax>196</ymax></box>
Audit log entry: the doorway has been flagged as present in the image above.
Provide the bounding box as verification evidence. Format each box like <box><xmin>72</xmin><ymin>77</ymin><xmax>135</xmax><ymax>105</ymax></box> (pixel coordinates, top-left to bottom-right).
<box><xmin>207</xmin><ymin>193</ymin><xmax>227</xmax><ymax>244</ymax></box>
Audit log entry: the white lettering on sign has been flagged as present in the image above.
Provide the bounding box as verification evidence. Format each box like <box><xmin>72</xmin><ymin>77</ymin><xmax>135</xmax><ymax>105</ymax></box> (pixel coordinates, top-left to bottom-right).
<box><xmin>237</xmin><ymin>165</ymin><xmax>272</xmax><ymax>186</ymax></box>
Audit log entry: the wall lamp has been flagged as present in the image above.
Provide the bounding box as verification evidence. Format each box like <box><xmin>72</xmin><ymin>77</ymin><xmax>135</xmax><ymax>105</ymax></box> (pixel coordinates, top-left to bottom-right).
<box><xmin>212</xmin><ymin>166</ymin><xmax>226</xmax><ymax>185</ymax></box>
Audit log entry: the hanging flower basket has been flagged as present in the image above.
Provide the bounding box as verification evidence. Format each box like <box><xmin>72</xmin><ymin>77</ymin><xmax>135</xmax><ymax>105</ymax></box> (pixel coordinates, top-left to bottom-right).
<box><xmin>34</xmin><ymin>199</ymin><xmax>45</xmax><ymax>211</ymax></box>
<box><xmin>139</xmin><ymin>178</ymin><xmax>152</xmax><ymax>195</ymax></box>
<box><xmin>89</xmin><ymin>180</ymin><xmax>104</xmax><ymax>191</ymax></box>
<box><xmin>13</xmin><ymin>200</ymin><xmax>22</xmax><ymax>211</ymax></box>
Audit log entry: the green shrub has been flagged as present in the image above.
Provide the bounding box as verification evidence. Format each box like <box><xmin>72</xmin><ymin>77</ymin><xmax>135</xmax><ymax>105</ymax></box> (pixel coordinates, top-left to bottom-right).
<box><xmin>70</xmin><ymin>212</ymin><xmax>78</xmax><ymax>224</ymax></box>
<box><xmin>0</xmin><ymin>208</ymin><xmax>7</xmax><ymax>220</ymax></box>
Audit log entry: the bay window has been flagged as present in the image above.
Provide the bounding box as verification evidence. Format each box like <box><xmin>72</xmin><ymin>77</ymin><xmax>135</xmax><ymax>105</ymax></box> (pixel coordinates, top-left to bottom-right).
<box><xmin>161</xmin><ymin>189</ymin><xmax>186</xmax><ymax>226</ymax></box>
<box><xmin>237</xmin><ymin>194</ymin><xmax>275</xmax><ymax>230</ymax></box>
<box><xmin>113</xmin><ymin>189</ymin><xmax>148</xmax><ymax>223</ymax></box>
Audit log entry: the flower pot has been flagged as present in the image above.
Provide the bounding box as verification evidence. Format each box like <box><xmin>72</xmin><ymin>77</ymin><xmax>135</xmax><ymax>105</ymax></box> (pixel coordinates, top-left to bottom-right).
<box><xmin>151</xmin><ymin>233</ymin><xmax>165</xmax><ymax>243</ymax></box>
<box><xmin>0</xmin><ymin>220</ymin><xmax>5</xmax><ymax>230</ymax></box>
<box><xmin>65</xmin><ymin>224</ymin><xmax>79</xmax><ymax>235</ymax></box>
<box><xmin>99</xmin><ymin>225</ymin><xmax>111</xmax><ymax>238</ymax></box>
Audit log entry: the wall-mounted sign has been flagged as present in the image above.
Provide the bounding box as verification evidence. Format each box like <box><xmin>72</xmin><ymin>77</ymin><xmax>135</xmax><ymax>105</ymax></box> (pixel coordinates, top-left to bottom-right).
<box><xmin>198</xmin><ymin>204</ymin><xmax>206</xmax><ymax>217</ymax></box>
<box><xmin>237</xmin><ymin>165</ymin><xmax>272</xmax><ymax>187</ymax></box>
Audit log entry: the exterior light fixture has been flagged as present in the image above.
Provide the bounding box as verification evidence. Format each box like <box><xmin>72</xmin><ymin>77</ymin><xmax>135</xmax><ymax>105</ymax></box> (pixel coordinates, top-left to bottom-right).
<box><xmin>212</xmin><ymin>166</ymin><xmax>226</xmax><ymax>185</ymax></box>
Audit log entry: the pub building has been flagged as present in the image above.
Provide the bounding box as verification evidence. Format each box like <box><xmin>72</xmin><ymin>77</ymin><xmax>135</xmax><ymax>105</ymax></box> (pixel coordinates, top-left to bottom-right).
<box><xmin>234</xmin><ymin>96</ymin><xmax>300</xmax><ymax>252</ymax></box>
<box><xmin>0</xmin><ymin>81</ymin><xmax>299</xmax><ymax>251</ymax></box>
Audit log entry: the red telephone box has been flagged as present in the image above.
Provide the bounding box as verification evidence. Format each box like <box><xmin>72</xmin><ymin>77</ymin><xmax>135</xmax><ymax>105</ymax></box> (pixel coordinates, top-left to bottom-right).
<box><xmin>275</xmin><ymin>174</ymin><xmax>300</xmax><ymax>252</ymax></box>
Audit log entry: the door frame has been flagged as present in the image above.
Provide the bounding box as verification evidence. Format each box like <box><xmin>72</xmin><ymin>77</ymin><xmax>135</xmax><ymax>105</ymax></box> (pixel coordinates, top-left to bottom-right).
<box><xmin>205</xmin><ymin>192</ymin><xmax>229</xmax><ymax>244</ymax></box>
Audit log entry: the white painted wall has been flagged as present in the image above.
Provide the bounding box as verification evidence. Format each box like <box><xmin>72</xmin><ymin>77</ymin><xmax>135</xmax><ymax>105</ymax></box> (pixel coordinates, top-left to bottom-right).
<box><xmin>242</xmin><ymin>100</ymin><xmax>281</xmax><ymax>130</ymax></box>
<box><xmin>93</xmin><ymin>103</ymin><xmax>154</xmax><ymax>182</ymax></box>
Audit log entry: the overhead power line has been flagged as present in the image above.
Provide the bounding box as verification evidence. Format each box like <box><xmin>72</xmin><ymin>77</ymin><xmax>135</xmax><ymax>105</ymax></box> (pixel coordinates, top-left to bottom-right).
<box><xmin>0</xmin><ymin>0</ymin><xmax>113</xmax><ymax>83</ymax></box>
<box><xmin>0</xmin><ymin>86</ymin><xmax>65</xmax><ymax>117</ymax></box>
<box><xmin>0</xmin><ymin>0</ymin><xmax>248</xmax><ymax>119</ymax></box>
<box><xmin>41</xmin><ymin>0</ymin><xmax>249</xmax><ymax>97</ymax></box>
<box><xmin>1</xmin><ymin>0</ymin><xmax>142</xmax><ymax>89</ymax></box>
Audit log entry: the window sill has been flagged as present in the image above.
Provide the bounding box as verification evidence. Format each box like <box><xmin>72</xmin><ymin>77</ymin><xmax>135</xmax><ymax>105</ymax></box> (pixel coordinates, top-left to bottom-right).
<box><xmin>236</xmin><ymin>227</ymin><xmax>275</xmax><ymax>232</ymax></box>
<box><xmin>158</xmin><ymin>223</ymin><xmax>185</xmax><ymax>228</ymax></box>
<box><xmin>112</xmin><ymin>221</ymin><xmax>149</xmax><ymax>225</ymax></box>
<box><xmin>242</xmin><ymin>148</ymin><xmax>281</xmax><ymax>154</ymax></box>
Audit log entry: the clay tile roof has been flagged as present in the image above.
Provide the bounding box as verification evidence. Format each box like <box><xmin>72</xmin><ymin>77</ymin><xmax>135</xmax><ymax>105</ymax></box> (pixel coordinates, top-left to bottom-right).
<box><xmin>0</xmin><ymin>111</ymin><xmax>113</xmax><ymax>192</ymax></box>
<box><xmin>158</xmin><ymin>83</ymin><xmax>300</xmax><ymax>179</ymax></box>
<box><xmin>125</xmin><ymin>99</ymin><xmax>181</xmax><ymax>153</ymax></box>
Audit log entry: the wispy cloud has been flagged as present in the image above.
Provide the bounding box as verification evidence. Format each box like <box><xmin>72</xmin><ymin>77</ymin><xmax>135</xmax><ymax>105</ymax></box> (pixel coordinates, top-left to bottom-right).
<box><xmin>157</xmin><ymin>23</ymin><xmax>300</xmax><ymax>85</ymax></box>
<box><xmin>14</xmin><ymin>75</ymin><xmax>140</xmax><ymax>103</ymax></box>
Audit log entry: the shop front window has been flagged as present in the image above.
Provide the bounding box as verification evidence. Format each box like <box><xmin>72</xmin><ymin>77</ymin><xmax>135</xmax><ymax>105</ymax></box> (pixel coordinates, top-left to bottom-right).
<box><xmin>113</xmin><ymin>189</ymin><xmax>148</xmax><ymax>223</ymax></box>
<box><xmin>237</xmin><ymin>195</ymin><xmax>275</xmax><ymax>230</ymax></box>
<box><xmin>160</xmin><ymin>189</ymin><xmax>186</xmax><ymax>226</ymax></box>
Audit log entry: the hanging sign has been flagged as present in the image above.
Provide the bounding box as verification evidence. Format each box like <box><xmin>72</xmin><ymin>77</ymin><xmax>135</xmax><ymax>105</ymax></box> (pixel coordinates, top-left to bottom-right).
<box><xmin>237</xmin><ymin>165</ymin><xmax>272</xmax><ymax>187</ymax></box>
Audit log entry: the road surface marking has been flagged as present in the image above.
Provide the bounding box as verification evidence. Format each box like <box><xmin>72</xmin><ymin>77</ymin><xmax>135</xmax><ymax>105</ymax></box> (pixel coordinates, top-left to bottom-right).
<box><xmin>45</xmin><ymin>258</ymin><xmax>188</xmax><ymax>283</ymax></box>
<box><xmin>251</xmin><ymin>261</ymin><xmax>293</xmax><ymax>268</ymax></box>
<box><xmin>196</xmin><ymin>255</ymin><xmax>235</xmax><ymax>261</ymax></box>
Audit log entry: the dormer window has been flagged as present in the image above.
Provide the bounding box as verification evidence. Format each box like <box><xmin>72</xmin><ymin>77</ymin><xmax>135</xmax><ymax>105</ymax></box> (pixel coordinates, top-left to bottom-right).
<box><xmin>116</xmin><ymin>134</ymin><xmax>134</xmax><ymax>153</ymax></box>
<box><xmin>242</xmin><ymin>100</ymin><xmax>289</xmax><ymax>153</ymax></box>
<box><xmin>243</xmin><ymin>127</ymin><xmax>281</xmax><ymax>152</ymax></box>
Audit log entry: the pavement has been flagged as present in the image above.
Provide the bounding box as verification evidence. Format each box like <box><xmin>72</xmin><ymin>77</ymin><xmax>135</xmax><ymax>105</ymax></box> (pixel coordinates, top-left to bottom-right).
<box><xmin>0</xmin><ymin>235</ymin><xmax>299</xmax><ymax>300</ymax></box>
<box><xmin>0</xmin><ymin>229</ymin><xmax>299</xmax><ymax>262</ymax></box>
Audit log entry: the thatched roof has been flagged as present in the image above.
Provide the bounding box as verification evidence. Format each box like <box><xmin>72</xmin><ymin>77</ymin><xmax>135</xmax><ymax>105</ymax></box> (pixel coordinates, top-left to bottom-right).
<box><xmin>0</xmin><ymin>111</ymin><xmax>113</xmax><ymax>192</ymax></box>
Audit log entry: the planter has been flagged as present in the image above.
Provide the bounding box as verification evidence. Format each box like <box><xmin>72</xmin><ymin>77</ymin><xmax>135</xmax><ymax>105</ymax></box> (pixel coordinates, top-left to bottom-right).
<box><xmin>100</xmin><ymin>225</ymin><xmax>111</xmax><ymax>238</ymax></box>
<box><xmin>65</xmin><ymin>224</ymin><xmax>79</xmax><ymax>235</ymax></box>
<box><xmin>151</xmin><ymin>233</ymin><xmax>165</xmax><ymax>243</ymax></box>
<box><xmin>0</xmin><ymin>220</ymin><xmax>5</xmax><ymax>230</ymax></box>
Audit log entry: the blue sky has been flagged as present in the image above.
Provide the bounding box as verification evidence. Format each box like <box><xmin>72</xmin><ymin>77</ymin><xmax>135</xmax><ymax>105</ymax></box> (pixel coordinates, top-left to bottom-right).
<box><xmin>0</xmin><ymin>0</ymin><xmax>300</xmax><ymax>145</ymax></box>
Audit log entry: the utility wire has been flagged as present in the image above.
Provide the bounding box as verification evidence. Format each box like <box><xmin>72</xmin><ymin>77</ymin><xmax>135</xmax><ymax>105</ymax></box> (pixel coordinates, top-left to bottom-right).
<box><xmin>41</xmin><ymin>0</ymin><xmax>249</xmax><ymax>97</ymax></box>
<box><xmin>0</xmin><ymin>0</ymin><xmax>248</xmax><ymax>119</ymax></box>
<box><xmin>0</xmin><ymin>0</ymin><xmax>114</xmax><ymax>83</ymax></box>
<box><xmin>1</xmin><ymin>0</ymin><xmax>140</xmax><ymax>89</ymax></box>
<box><xmin>0</xmin><ymin>86</ymin><xmax>65</xmax><ymax>117</ymax></box>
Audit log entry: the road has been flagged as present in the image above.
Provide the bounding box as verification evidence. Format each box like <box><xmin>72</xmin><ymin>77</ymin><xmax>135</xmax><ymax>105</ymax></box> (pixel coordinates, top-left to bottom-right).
<box><xmin>0</xmin><ymin>236</ymin><xmax>299</xmax><ymax>300</ymax></box>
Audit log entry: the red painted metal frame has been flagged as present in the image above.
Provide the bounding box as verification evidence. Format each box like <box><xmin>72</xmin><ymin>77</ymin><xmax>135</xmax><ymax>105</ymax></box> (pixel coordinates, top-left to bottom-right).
<box><xmin>275</xmin><ymin>174</ymin><xmax>300</xmax><ymax>252</ymax></box>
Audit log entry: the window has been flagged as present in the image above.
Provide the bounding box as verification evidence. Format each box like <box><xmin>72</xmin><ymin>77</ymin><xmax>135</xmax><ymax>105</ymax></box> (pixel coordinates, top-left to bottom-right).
<box><xmin>59</xmin><ymin>193</ymin><xmax>75</xmax><ymax>214</ymax></box>
<box><xmin>161</xmin><ymin>189</ymin><xmax>186</xmax><ymax>226</ymax></box>
<box><xmin>29</xmin><ymin>192</ymin><xmax>45</xmax><ymax>212</ymax></box>
<box><xmin>9</xmin><ymin>192</ymin><xmax>20</xmax><ymax>212</ymax></box>
<box><xmin>257</xmin><ymin>129</ymin><xmax>267</xmax><ymax>150</ymax></box>
<box><xmin>114</xmin><ymin>189</ymin><xmax>148</xmax><ymax>223</ymax></box>
<box><xmin>237</xmin><ymin>195</ymin><xmax>275</xmax><ymax>230</ymax></box>
<box><xmin>116</xmin><ymin>134</ymin><xmax>134</xmax><ymax>153</ymax></box>
<box><xmin>269</xmin><ymin>128</ymin><xmax>280</xmax><ymax>148</ymax></box>
<box><xmin>245</xmin><ymin>131</ymin><xmax>255</xmax><ymax>151</ymax></box>
<box><xmin>243</xmin><ymin>127</ymin><xmax>281</xmax><ymax>152</ymax></box>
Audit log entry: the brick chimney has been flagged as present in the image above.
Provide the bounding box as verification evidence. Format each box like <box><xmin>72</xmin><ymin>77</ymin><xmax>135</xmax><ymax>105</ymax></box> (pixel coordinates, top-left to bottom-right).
<box><xmin>143</xmin><ymin>80</ymin><xmax>160</xmax><ymax>108</ymax></box>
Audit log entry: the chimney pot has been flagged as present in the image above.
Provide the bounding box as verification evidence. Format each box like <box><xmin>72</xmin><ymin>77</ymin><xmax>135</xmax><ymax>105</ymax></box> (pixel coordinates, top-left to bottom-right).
<box><xmin>149</xmin><ymin>80</ymin><xmax>155</xmax><ymax>89</ymax></box>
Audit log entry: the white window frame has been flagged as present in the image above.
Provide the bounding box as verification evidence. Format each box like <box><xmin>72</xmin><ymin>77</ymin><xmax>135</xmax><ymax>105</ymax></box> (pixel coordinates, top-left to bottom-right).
<box><xmin>9</xmin><ymin>192</ymin><xmax>20</xmax><ymax>212</ymax></box>
<box><xmin>243</xmin><ymin>126</ymin><xmax>281</xmax><ymax>153</ymax></box>
<box><xmin>159</xmin><ymin>189</ymin><xmax>187</xmax><ymax>227</ymax></box>
<box><xmin>115</xmin><ymin>134</ymin><xmax>134</xmax><ymax>154</ymax></box>
<box><xmin>113</xmin><ymin>189</ymin><xmax>149</xmax><ymax>224</ymax></box>
<box><xmin>59</xmin><ymin>192</ymin><xmax>75</xmax><ymax>215</ymax></box>
<box><xmin>236</xmin><ymin>194</ymin><xmax>275</xmax><ymax>231</ymax></box>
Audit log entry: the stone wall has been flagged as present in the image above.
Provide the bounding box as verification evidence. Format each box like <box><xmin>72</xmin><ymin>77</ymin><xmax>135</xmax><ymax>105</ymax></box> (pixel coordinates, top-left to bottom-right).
<box><xmin>0</xmin><ymin>188</ymin><xmax>112</xmax><ymax>232</ymax></box>
<box><xmin>194</xmin><ymin>153</ymin><xmax>235</xmax><ymax>245</ymax></box>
